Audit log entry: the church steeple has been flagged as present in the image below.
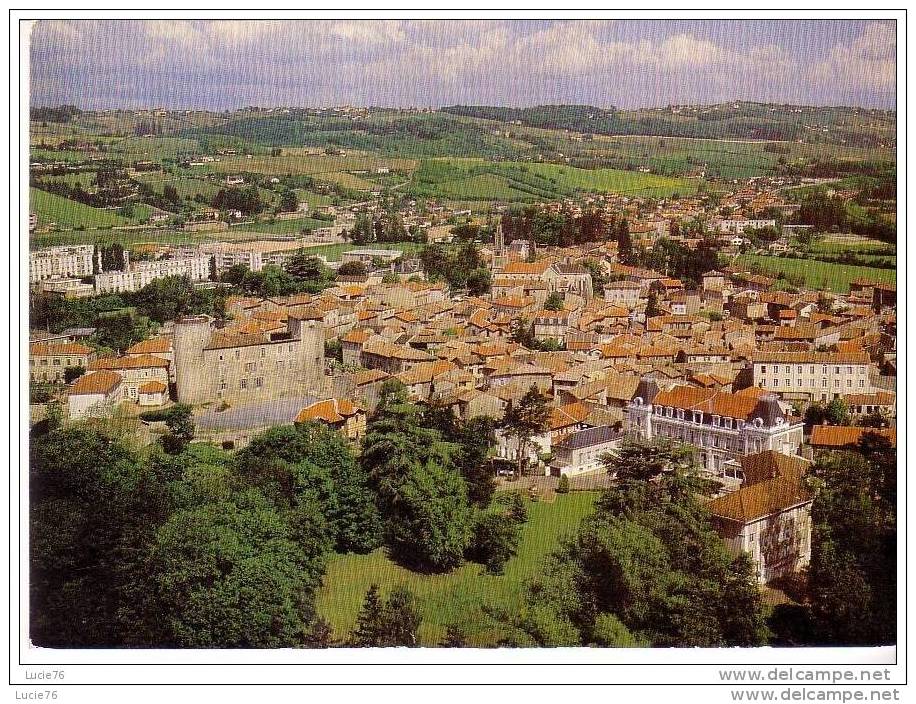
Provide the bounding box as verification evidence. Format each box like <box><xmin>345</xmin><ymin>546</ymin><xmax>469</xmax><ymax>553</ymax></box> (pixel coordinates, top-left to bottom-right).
<box><xmin>492</xmin><ymin>211</ymin><xmax>507</xmax><ymax>271</ymax></box>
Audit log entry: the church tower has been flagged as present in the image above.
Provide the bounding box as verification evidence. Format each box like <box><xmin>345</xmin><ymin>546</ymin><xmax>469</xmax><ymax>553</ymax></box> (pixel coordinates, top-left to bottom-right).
<box><xmin>492</xmin><ymin>215</ymin><xmax>508</xmax><ymax>271</ymax></box>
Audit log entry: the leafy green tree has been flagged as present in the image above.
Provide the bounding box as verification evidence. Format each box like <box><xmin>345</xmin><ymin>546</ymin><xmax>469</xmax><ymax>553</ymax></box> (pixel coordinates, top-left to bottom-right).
<box><xmin>30</xmin><ymin>428</ymin><xmax>173</xmax><ymax>647</ymax></box>
<box><xmin>804</xmin><ymin>402</ymin><xmax>826</xmax><ymax>427</ymax></box>
<box><xmin>467</xmin><ymin>511</ymin><xmax>520</xmax><ymax>575</ymax></box>
<box><xmin>500</xmin><ymin>385</ymin><xmax>551</xmax><ymax>476</ymax></box>
<box><xmin>361</xmin><ymin>391</ymin><xmax>472</xmax><ymax>571</ymax></box>
<box><xmin>859</xmin><ymin>410</ymin><xmax>890</xmax><ymax>428</ymax></box>
<box><xmin>544</xmin><ymin>292</ymin><xmax>564</xmax><ymax>311</ymax></box>
<box><xmin>131</xmin><ymin>275</ymin><xmax>211</xmax><ymax>323</ymax></box>
<box><xmin>221</xmin><ymin>263</ymin><xmax>250</xmax><ymax>287</ymax></box>
<box><xmin>236</xmin><ymin>423</ymin><xmax>382</xmax><ymax>554</ymax></box>
<box><xmin>213</xmin><ymin>185</ymin><xmax>264</xmax><ymax>215</ymax></box>
<box><xmin>93</xmin><ymin>310</ymin><xmax>152</xmax><ymax>351</ymax></box>
<box><xmin>645</xmin><ymin>289</ymin><xmax>660</xmax><ymax>318</ymax></box>
<box><xmin>824</xmin><ymin>398</ymin><xmax>850</xmax><ymax>426</ymax></box>
<box><xmin>603</xmin><ymin>437</ymin><xmax>695</xmax><ymax>482</ymax></box>
<box><xmin>283</xmin><ymin>252</ymin><xmax>333</xmax><ymax>292</ymax></box>
<box><xmin>466</xmin><ymin>267</ymin><xmax>492</xmax><ymax>296</ymax></box>
<box><xmin>807</xmin><ymin>443</ymin><xmax>896</xmax><ymax>645</ymax></box>
<box><xmin>421</xmin><ymin>409</ymin><xmax>496</xmax><ymax>507</ymax></box>
<box><xmin>162</xmin><ymin>404</ymin><xmax>195</xmax><ymax>455</ymax></box>
<box><xmin>441</xmin><ymin>624</ymin><xmax>469</xmax><ymax>647</ymax></box>
<box><xmin>278</xmin><ymin>189</ymin><xmax>298</xmax><ymax>212</ymax></box>
<box><xmin>349</xmin><ymin>584</ymin><xmax>422</xmax><ymax>647</ymax></box>
<box><xmin>509</xmin><ymin>457</ymin><xmax>768</xmax><ymax>647</ymax></box>
<box><xmin>337</xmin><ymin>260</ymin><xmax>368</xmax><ymax>277</ymax></box>
<box><xmin>144</xmin><ymin>489</ymin><xmax>329</xmax><ymax>647</ymax></box>
<box><xmin>63</xmin><ymin>365</ymin><xmax>85</xmax><ymax>384</ymax></box>
<box><xmin>350</xmin><ymin>214</ymin><xmax>373</xmax><ymax>245</ymax></box>
<box><xmin>582</xmin><ymin>259</ymin><xmax>607</xmax><ymax>295</ymax></box>
<box><xmin>616</xmin><ymin>219</ymin><xmax>635</xmax><ymax>265</ymax></box>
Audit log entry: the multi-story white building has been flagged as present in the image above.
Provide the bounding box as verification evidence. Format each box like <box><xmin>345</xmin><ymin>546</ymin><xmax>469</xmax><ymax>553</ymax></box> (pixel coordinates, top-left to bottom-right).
<box><xmin>752</xmin><ymin>351</ymin><xmax>872</xmax><ymax>403</ymax></box>
<box><xmin>603</xmin><ymin>280</ymin><xmax>644</xmax><ymax>308</ymax></box>
<box><xmin>716</xmin><ymin>219</ymin><xmax>777</xmax><ymax>234</ymax></box>
<box><xmin>29</xmin><ymin>245</ymin><xmax>95</xmax><ymax>284</ymax></box>
<box><xmin>94</xmin><ymin>256</ymin><xmax>211</xmax><ymax>293</ymax></box>
<box><xmin>198</xmin><ymin>241</ymin><xmax>305</xmax><ymax>273</ymax></box>
<box><xmin>627</xmin><ymin>379</ymin><xmax>804</xmax><ymax>476</ymax></box>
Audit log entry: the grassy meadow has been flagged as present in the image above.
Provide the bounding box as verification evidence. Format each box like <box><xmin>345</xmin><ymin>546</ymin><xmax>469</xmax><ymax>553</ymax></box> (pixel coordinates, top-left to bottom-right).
<box><xmin>734</xmin><ymin>254</ymin><xmax>896</xmax><ymax>293</ymax></box>
<box><xmin>316</xmin><ymin>491</ymin><xmax>599</xmax><ymax>646</ymax></box>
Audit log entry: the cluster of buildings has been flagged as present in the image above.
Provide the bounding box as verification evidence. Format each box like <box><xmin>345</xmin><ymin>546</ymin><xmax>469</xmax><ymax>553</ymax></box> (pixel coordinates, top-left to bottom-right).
<box><xmin>28</xmin><ymin>173</ymin><xmax>897</xmax><ymax>589</ymax></box>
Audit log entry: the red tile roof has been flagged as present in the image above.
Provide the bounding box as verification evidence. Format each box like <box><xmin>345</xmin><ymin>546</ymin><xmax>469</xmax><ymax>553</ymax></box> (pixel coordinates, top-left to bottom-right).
<box><xmin>70</xmin><ymin>370</ymin><xmax>122</xmax><ymax>396</ymax></box>
<box><xmin>809</xmin><ymin>426</ymin><xmax>896</xmax><ymax>448</ymax></box>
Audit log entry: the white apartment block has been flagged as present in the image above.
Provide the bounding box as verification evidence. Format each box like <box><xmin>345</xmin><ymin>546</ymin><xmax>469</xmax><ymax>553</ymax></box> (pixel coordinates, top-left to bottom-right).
<box><xmin>198</xmin><ymin>241</ymin><xmax>304</xmax><ymax>273</ymax></box>
<box><xmin>627</xmin><ymin>379</ymin><xmax>804</xmax><ymax>476</ymax></box>
<box><xmin>29</xmin><ymin>245</ymin><xmax>95</xmax><ymax>284</ymax></box>
<box><xmin>94</xmin><ymin>256</ymin><xmax>211</xmax><ymax>293</ymax></box>
<box><xmin>752</xmin><ymin>351</ymin><xmax>872</xmax><ymax>402</ymax></box>
<box><xmin>716</xmin><ymin>219</ymin><xmax>777</xmax><ymax>234</ymax></box>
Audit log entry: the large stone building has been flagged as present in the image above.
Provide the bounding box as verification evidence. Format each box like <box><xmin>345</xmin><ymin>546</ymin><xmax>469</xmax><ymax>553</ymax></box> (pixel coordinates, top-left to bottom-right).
<box><xmin>626</xmin><ymin>379</ymin><xmax>804</xmax><ymax>476</ymax></box>
<box><xmin>173</xmin><ymin>314</ymin><xmax>325</xmax><ymax>406</ymax></box>
<box><xmin>752</xmin><ymin>351</ymin><xmax>872</xmax><ymax>402</ymax></box>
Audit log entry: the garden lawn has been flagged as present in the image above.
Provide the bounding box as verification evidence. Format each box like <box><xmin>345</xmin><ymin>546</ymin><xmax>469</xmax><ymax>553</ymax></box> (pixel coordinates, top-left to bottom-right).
<box><xmin>734</xmin><ymin>254</ymin><xmax>896</xmax><ymax>293</ymax></box>
<box><xmin>316</xmin><ymin>491</ymin><xmax>599</xmax><ymax>646</ymax></box>
<box><xmin>30</xmin><ymin>188</ymin><xmax>131</xmax><ymax>228</ymax></box>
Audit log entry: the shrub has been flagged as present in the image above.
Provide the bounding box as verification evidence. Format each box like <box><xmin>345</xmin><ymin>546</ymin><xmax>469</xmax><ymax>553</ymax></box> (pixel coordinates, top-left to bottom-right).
<box><xmin>556</xmin><ymin>474</ymin><xmax>570</xmax><ymax>494</ymax></box>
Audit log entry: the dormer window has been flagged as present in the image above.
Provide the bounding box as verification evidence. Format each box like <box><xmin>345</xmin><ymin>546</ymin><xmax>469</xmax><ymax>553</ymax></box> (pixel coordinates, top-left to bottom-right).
<box><xmin>693</xmin><ymin>411</ymin><xmax>702</xmax><ymax>424</ymax></box>
<box><xmin>712</xmin><ymin>415</ymin><xmax>720</xmax><ymax>427</ymax></box>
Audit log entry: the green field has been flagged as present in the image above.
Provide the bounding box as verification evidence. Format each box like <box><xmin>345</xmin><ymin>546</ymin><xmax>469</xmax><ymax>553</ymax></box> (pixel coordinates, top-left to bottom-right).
<box><xmin>227</xmin><ymin>216</ymin><xmax>333</xmax><ymax>236</ymax></box>
<box><xmin>316</xmin><ymin>491</ymin><xmax>599</xmax><ymax>646</ymax></box>
<box><xmin>30</xmin><ymin>187</ymin><xmax>131</xmax><ymax>228</ymax></box>
<box><xmin>29</xmin><ymin>228</ymin><xmax>203</xmax><ymax>248</ymax></box>
<box><xmin>203</xmin><ymin>153</ymin><xmax>419</xmax><ymax>177</ymax></box>
<box><xmin>294</xmin><ymin>188</ymin><xmax>334</xmax><ymax>210</ymax></box>
<box><xmin>735</xmin><ymin>254</ymin><xmax>896</xmax><ymax>293</ymax></box>
<box><xmin>408</xmin><ymin>158</ymin><xmax>698</xmax><ymax>203</ymax></box>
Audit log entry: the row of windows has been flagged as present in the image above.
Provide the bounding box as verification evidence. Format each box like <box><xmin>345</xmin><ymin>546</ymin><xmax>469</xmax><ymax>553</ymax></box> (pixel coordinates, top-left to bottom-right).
<box><xmin>758</xmin><ymin>365</ymin><xmax>864</xmax><ymax>375</ymax></box>
<box><xmin>217</xmin><ymin>344</ymin><xmax>298</xmax><ymax>362</ymax></box>
<box><xmin>766</xmin><ymin>378</ymin><xmax>865</xmax><ymax>388</ymax></box>
<box><xmin>218</xmin><ymin>377</ymin><xmax>265</xmax><ymax>391</ymax></box>
<box><xmin>653</xmin><ymin>405</ymin><xmax>741</xmax><ymax>429</ymax></box>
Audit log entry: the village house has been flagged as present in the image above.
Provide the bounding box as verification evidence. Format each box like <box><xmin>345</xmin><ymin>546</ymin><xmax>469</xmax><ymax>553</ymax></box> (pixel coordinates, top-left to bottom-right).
<box><xmin>360</xmin><ymin>340</ymin><xmax>436</xmax><ymax>375</ymax></box>
<box><xmin>549</xmin><ymin>425</ymin><xmax>624</xmax><ymax>477</ymax></box>
<box><xmin>809</xmin><ymin>425</ymin><xmax>896</xmax><ymax>450</ymax></box>
<box><xmin>29</xmin><ymin>342</ymin><xmax>94</xmax><ymax>383</ymax></box>
<box><xmin>137</xmin><ymin>380</ymin><xmax>168</xmax><ymax>407</ymax></box>
<box><xmin>295</xmin><ymin>398</ymin><xmax>367</xmax><ymax>441</ymax></box>
<box><xmin>67</xmin><ymin>370</ymin><xmax>124</xmax><ymax>420</ymax></box>
<box><xmin>603</xmin><ymin>280</ymin><xmax>644</xmax><ymax>308</ymax></box>
<box><xmin>706</xmin><ymin>476</ymin><xmax>813</xmax><ymax>584</ymax></box>
<box><xmin>88</xmin><ymin>354</ymin><xmax>170</xmax><ymax>403</ymax></box>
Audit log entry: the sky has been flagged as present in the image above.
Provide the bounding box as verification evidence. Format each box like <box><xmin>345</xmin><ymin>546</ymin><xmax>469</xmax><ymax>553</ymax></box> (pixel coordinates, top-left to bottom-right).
<box><xmin>29</xmin><ymin>19</ymin><xmax>897</xmax><ymax>110</ymax></box>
